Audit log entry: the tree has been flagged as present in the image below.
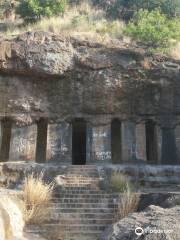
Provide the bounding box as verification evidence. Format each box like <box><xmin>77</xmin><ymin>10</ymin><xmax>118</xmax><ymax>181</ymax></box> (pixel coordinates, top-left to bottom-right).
<box><xmin>105</xmin><ymin>0</ymin><xmax>180</xmax><ymax>20</ymax></box>
<box><xmin>124</xmin><ymin>9</ymin><xmax>180</xmax><ymax>51</ymax></box>
<box><xmin>16</xmin><ymin>0</ymin><xmax>67</xmax><ymax>22</ymax></box>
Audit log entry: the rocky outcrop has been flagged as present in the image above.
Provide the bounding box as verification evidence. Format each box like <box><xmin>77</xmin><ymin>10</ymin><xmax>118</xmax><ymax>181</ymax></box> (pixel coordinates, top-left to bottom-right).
<box><xmin>0</xmin><ymin>193</ymin><xmax>46</xmax><ymax>240</ymax></box>
<box><xmin>0</xmin><ymin>31</ymin><xmax>179</xmax><ymax>125</ymax></box>
<box><xmin>101</xmin><ymin>205</ymin><xmax>180</xmax><ymax>240</ymax></box>
<box><xmin>0</xmin><ymin>31</ymin><xmax>179</xmax><ymax>78</ymax></box>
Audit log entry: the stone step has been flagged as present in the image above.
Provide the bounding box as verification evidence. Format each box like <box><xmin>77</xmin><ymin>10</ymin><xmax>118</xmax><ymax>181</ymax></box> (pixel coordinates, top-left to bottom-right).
<box><xmin>55</xmin><ymin>186</ymin><xmax>101</xmax><ymax>191</ymax></box>
<box><xmin>48</xmin><ymin>203</ymin><xmax>117</xmax><ymax>209</ymax></box>
<box><xmin>65</xmin><ymin>174</ymin><xmax>99</xmax><ymax>178</ymax></box>
<box><xmin>59</xmin><ymin>184</ymin><xmax>99</xmax><ymax>188</ymax></box>
<box><xmin>67</xmin><ymin>169</ymin><xmax>98</xmax><ymax>172</ymax></box>
<box><xmin>66</xmin><ymin>170</ymin><xmax>98</xmax><ymax>173</ymax></box>
<box><xmin>55</xmin><ymin>189</ymin><xmax>105</xmax><ymax>194</ymax></box>
<box><xmin>56</xmin><ymin>212</ymin><xmax>114</xmax><ymax>219</ymax></box>
<box><xmin>26</xmin><ymin>227</ymin><xmax>102</xmax><ymax>240</ymax></box>
<box><xmin>48</xmin><ymin>207</ymin><xmax>114</xmax><ymax>213</ymax></box>
<box><xmin>62</xmin><ymin>179</ymin><xmax>99</xmax><ymax>182</ymax></box>
<box><xmin>39</xmin><ymin>223</ymin><xmax>107</xmax><ymax>232</ymax></box>
<box><xmin>44</xmin><ymin>218</ymin><xmax>113</xmax><ymax>225</ymax></box>
<box><xmin>67</xmin><ymin>165</ymin><xmax>97</xmax><ymax>168</ymax></box>
<box><xmin>62</xmin><ymin>233</ymin><xmax>101</xmax><ymax>240</ymax></box>
<box><xmin>48</xmin><ymin>203</ymin><xmax>116</xmax><ymax>208</ymax></box>
<box><xmin>54</xmin><ymin>193</ymin><xmax>119</xmax><ymax>198</ymax></box>
<box><xmin>52</xmin><ymin>198</ymin><xmax>115</xmax><ymax>203</ymax></box>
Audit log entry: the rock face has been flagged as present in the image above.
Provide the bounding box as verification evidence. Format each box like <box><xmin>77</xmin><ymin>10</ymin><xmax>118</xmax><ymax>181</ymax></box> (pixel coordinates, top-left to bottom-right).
<box><xmin>0</xmin><ymin>193</ymin><xmax>46</xmax><ymax>240</ymax></box>
<box><xmin>0</xmin><ymin>31</ymin><xmax>179</xmax><ymax>164</ymax></box>
<box><xmin>101</xmin><ymin>205</ymin><xmax>180</xmax><ymax>240</ymax></box>
<box><xmin>0</xmin><ymin>31</ymin><xmax>179</xmax><ymax>124</ymax></box>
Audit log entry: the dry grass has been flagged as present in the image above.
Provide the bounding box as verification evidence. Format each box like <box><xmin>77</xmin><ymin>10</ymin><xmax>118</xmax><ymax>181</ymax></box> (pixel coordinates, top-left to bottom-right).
<box><xmin>115</xmin><ymin>189</ymin><xmax>140</xmax><ymax>221</ymax></box>
<box><xmin>111</xmin><ymin>172</ymin><xmax>140</xmax><ymax>221</ymax></box>
<box><xmin>2</xmin><ymin>1</ymin><xmax>124</xmax><ymax>41</ymax></box>
<box><xmin>22</xmin><ymin>172</ymin><xmax>54</xmax><ymax>224</ymax></box>
<box><xmin>169</xmin><ymin>42</ymin><xmax>180</xmax><ymax>60</ymax></box>
<box><xmin>111</xmin><ymin>172</ymin><xmax>131</xmax><ymax>193</ymax></box>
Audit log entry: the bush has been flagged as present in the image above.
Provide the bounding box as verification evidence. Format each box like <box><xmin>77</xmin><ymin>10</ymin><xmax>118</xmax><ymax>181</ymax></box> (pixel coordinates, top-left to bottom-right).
<box><xmin>124</xmin><ymin>9</ymin><xmax>180</xmax><ymax>50</ymax></box>
<box><xmin>100</xmin><ymin>0</ymin><xmax>180</xmax><ymax>20</ymax></box>
<box><xmin>22</xmin><ymin>172</ymin><xmax>54</xmax><ymax>224</ymax></box>
<box><xmin>16</xmin><ymin>0</ymin><xmax>67</xmax><ymax>22</ymax></box>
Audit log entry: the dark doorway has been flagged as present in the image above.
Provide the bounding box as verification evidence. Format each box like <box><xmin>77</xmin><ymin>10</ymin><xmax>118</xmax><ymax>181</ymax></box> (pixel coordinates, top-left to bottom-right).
<box><xmin>0</xmin><ymin>118</ymin><xmax>12</xmax><ymax>162</ymax></box>
<box><xmin>111</xmin><ymin>119</ymin><xmax>122</xmax><ymax>163</ymax></box>
<box><xmin>145</xmin><ymin>120</ymin><xmax>158</xmax><ymax>163</ymax></box>
<box><xmin>72</xmin><ymin>119</ymin><xmax>87</xmax><ymax>165</ymax></box>
<box><xmin>35</xmin><ymin>118</ymin><xmax>48</xmax><ymax>163</ymax></box>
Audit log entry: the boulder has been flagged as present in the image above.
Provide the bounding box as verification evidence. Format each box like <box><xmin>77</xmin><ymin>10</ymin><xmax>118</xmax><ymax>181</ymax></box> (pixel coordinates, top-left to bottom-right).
<box><xmin>101</xmin><ymin>205</ymin><xmax>180</xmax><ymax>240</ymax></box>
<box><xmin>0</xmin><ymin>194</ymin><xmax>46</xmax><ymax>240</ymax></box>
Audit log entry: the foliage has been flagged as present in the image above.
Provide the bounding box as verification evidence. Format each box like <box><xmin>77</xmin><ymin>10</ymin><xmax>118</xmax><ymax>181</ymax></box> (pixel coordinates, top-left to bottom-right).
<box><xmin>111</xmin><ymin>172</ymin><xmax>132</xmax><ymax>193</ymax></box>
<box><xmin>16</xmin><ymin>0</ymin><xmax>67</xmax><ymax>22</ymax></box>
<box><xmin>0</xmin><ymin>0</ymin><xmax>14</xmax><ymax>18</ymax></box>
<box><xmin>22</xmin><ymin>172</ymin><xmax>54</xmax><ymax>224</ymax></box>
<box><xmin>124</xmin><ymin>9</ymin><xmax>180</xmax><ymax>50</ymax></box>
<box><xmin>97</xmin><ymin>0</ymin><xmax>180</xmax><ymax>20</ymax></box>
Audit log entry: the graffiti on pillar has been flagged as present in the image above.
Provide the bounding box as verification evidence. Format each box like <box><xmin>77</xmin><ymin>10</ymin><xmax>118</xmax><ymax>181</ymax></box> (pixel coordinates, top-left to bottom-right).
<box><xmin>47</xmin><ymin>123</ymin><xmax>71</xmax><ymax>161</ymax></box>
<box><xmin>95</xmin><ymin>151</ymin><xmax>111</xmax><ymax>161</ymax></box>
<box><xmin>10</xmin><ymin>127</ymin><xmax>36</xmax><ymax>161</ymax></box>
<box><xmin>91</xmin><ymin>126</ymin><xmax>111</xmax><ymax>161</ymax></box>
<box><xmin>13</xmin><ymin>138</ymin><xmax>26</xmax><ymax>153</ymax></box>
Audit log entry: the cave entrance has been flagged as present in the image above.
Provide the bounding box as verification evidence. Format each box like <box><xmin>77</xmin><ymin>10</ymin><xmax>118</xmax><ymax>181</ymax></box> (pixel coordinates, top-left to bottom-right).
<box><xmin>35</xmin><ymin>118</ymin><xmax>48</xmax><ymax>163</ymax></box>
<box><xmin>111</xmin><ymin>119</ymin><xmax>122</xmax><ymax>163</ymax></box>
<box><xmin>145</xmin><ymin>120</ymin><xmax>158</xmax><ymax>163</ymax></box>
<box><xmin>0</xmin><ymin>118</ymin><xmax>12</xmax><ymax>162</ymax></box>
<box><xmin>72</xmin><ymin>119</ymin><xmax>86</xmax><ymax>165</ymax></box>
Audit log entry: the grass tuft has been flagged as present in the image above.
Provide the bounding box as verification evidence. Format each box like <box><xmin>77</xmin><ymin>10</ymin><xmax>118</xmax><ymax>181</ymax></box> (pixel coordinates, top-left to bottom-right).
<box><xmin>115</xmin><ymin>190</ymin><xmax>140</xmax><ymax>220</ymax></box>
<box><xmin>22</xmin><ymin>172</ymin><xmax>54</xmax><ymax>224</ymax></box>
<box><xmin>111</xmin><ymin>172</ymin><xmax>131</xmax><ymax>193</ymax></box>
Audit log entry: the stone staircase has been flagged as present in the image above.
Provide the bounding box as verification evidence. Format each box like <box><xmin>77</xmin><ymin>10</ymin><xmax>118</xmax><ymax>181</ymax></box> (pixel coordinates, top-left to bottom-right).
<box><xmin>26</xmin><ymin>165</ymin><xmax>118</xmax><ymax>240</ymax></box>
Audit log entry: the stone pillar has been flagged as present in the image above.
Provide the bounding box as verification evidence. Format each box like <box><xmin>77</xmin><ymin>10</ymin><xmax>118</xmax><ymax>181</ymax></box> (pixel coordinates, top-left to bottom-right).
<box><xmin>0</xmin><ymin>119</ymin><xmax>12</xmax><ymax>162</ymax></box>
<box><xmin>121</xmin><ymin>121</ymin><xmax>136</xmax><ymax>162</ymax></box>
<box><xmin>136</xmin><ymin>123</ymin><xmax>146</xmax><ymax>162</ymax></box>
<box><xmin>156</xmin><ymin>125</ymin><xmax>162</xmax><ymax>164</ymax></box>
<box><xmin>86</xmin><ymin>123</ymin><xmax>93</xmax><ymax>164</ymax></box>
<box><xmin>47</xmin><ymin>122</ymin><xmax>72</xmax><ymax>163</ymax></box>
<box><xmin>9</xmin><ymin>124</ymin><xmax>37</xmax><ymax>161</ymax></box>
<box><xmin>88</xmin><ymin>125</ymin><xmax>111</xmax><ymax>163</ymax></box>
<box><xmin>161</xmin><ymin>127</ymin><xmax>178</xmax><ymax>164</ymax></box>
<box><xmin>175</xmin><ymin>125</ymin><xmax>180</xmax><ymax>164</ymax></box>
<box><xmin>0</xmin><ymin>120</ymin><xmax>2</xmax><ymax>151</ymax></box>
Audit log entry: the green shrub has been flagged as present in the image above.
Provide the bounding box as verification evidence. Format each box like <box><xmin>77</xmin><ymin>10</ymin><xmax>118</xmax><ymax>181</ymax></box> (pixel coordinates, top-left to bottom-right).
<box><xmin>16</xmin><ymin>0</ymin><xmax>67</xmax><ymax>22</ymax></box>
<box><xmin>103</xmin><ymin>0</ymin><xmax>180</xmax><ymax>20</ymax></box>
<box><xmin>124</xmin><ymin>9</ymin><xmax>180</xmax><ymax>50</ymax></box>
<box><xmin>111</xmin><ymin>172</ymin><xmax>131</xmax><ymax>193</ymax></box>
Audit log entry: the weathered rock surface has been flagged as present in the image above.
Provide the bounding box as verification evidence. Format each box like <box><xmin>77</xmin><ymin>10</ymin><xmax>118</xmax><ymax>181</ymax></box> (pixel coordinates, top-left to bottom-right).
<box><xmin>0</xmin><ymin>31</ymin><xmax>179</xmax><ymax>125</ymax></box>
<box><xmin>0</xmin><ymin>31</ymin><xmax>179</xmax><ymax>77</ymax></box>
<box><xmin>101</xmin><ymin>205</ymin><xmax>180</xmax><ymax>240</ymax></box>
<box><xmin>0</xmin><ymin>193</ymin><xmax>46</xmax><ymax>240</ymax></box>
